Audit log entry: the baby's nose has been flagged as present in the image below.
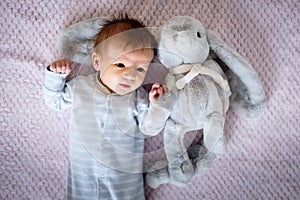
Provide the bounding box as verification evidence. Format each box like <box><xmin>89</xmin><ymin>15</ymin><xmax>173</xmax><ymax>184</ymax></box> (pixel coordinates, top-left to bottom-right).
<box><xmin>123</xmin><ymin>68</ymin><xmax>136</xmax><ymax>80</ymax></box>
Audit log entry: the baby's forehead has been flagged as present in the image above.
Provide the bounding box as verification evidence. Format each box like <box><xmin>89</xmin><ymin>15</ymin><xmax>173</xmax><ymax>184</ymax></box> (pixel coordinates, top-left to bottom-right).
<box><xmin>103</xmin><ymin>42</ymin><xmax>154</xmax><ymax>61</ymax></box>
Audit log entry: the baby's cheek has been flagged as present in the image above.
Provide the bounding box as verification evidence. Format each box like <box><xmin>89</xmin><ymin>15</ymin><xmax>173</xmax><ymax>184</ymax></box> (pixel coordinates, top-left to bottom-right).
<box><xmin>138</xmin><ymin>80</ymin><xmax>145</xmax><ymax>88</ymax></box>
<box><xmin>138</xmin><ymin>73</ymin><xmax>147</xmax><ymax>81</ymax></box>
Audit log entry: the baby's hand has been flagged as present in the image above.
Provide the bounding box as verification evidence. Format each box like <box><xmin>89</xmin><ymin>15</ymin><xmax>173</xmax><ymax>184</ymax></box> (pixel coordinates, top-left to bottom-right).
<box><xmin>149</xmin><ymin>83</ymin><xmax>168</xmax><ymax>105</ymax></box>
<box><xmin>49</xmin><ymin>59</ymin><xmax>72</xmax><ymax>74</ymax></box>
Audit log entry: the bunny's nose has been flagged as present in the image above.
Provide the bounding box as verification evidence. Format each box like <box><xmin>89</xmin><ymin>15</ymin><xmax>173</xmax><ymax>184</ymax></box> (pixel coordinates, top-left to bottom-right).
<box><xmin>173</xmin><ymin>34</ymin><xmax>178</xmax><ymax>41</ymax></box>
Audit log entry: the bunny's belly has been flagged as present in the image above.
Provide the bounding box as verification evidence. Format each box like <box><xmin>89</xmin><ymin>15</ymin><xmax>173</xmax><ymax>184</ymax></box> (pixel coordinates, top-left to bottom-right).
<box><xmin>170</xmin><ymin>76</ymin><xmax>208</xmax><ymax>129</ymax></box>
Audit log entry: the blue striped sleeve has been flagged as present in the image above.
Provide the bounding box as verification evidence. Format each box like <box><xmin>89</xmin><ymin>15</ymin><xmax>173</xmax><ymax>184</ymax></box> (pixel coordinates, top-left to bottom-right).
<box><xmin>42</xmin><ymin>66</ymin><xmax>74</xmax><ymax>111</ymax></box>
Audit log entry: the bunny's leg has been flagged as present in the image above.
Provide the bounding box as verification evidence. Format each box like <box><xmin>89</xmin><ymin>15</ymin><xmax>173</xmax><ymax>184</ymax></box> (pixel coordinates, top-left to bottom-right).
<box><xmin>164</xmin><ymin>120</ymin><xmax>194</xmax><ymax>186</ymax></box>
<box><xmin>195</xmin><ymin>81</ymin><xmax>226</xmax><ymax>176</ymax></box>
<box><xmin>145</xmin><ymin>162</ymin><xmax>170</xmax><ymax>189</ymax></box>
<box><xmin>191</xmin><ymin>145</ymin><xmax>216</xmax><ymax>177</ymax></box>
<box><xmin>202</xmin><ymin>112</ymin><xmax>226</xmax><ymax>157</ymax></box>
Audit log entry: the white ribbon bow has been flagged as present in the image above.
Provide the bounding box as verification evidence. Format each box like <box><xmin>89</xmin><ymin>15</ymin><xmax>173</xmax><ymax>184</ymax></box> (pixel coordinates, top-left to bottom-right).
<box><xmin>169</xmin><ymin>63</ymin><xmax>231</xmax><ymax>112</ymax></box>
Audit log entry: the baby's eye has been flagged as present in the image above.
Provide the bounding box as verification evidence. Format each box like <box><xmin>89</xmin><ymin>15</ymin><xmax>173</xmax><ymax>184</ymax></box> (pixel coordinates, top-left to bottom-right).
<box><xmin>137</xmin><ymin>67</ymin><xmax>145</xmax><ymax>72</ymax></box>
<box><xmin>116</xmin><ymin>63</ymin><xmax>125</xmax><ymax>68</ymax></box>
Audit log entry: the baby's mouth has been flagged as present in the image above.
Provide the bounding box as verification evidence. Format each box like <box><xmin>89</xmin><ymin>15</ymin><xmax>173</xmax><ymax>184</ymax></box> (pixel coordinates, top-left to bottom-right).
<box><xmin>119</xmin><ymin>83</ymin><xmax>131</xmax><ymax>89</ymax></box>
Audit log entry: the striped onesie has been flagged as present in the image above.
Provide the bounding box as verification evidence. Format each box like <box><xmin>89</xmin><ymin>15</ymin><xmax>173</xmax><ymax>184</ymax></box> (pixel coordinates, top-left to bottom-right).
<box><xmin>43</xmin><ymin>69</ymin><xmax>170</xmax><ymax>200</ymax></box>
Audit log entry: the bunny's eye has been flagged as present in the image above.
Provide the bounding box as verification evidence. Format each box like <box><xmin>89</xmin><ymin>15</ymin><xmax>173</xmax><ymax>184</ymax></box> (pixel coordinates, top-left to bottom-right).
<box><xmin>197</xmin><ymin>32</ymin><xmax>201</xmax><ymax>38</ymax></box>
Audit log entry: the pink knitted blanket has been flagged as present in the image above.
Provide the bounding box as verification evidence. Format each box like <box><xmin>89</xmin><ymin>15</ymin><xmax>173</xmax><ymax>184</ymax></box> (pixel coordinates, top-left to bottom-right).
<box><xmin>1</xmin><ymin>0</ymin><xmax>299</xmax><ymax>199</ymax></box>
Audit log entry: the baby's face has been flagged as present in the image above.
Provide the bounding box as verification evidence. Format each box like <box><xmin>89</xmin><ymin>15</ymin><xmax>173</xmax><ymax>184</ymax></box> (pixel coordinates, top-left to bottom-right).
<box><xmin>93</xmin><ymin>47</ymin><xmax>154</xmax><ymax>95</ymax></box>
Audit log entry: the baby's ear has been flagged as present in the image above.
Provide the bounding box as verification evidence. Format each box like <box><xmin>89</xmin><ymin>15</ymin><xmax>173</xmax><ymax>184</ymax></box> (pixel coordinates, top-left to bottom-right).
<box><xmin>92</xmin><ymin>52</ymin><xmax>101</xmax><ymax>71</ymax></box>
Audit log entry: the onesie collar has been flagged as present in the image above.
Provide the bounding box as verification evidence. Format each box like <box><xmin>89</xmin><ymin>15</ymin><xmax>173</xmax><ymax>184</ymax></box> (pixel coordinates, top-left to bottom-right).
<box><xmin>94</xmin><ymin>71</ymin><xmax>119</xmax><ymax>96</ymax></box>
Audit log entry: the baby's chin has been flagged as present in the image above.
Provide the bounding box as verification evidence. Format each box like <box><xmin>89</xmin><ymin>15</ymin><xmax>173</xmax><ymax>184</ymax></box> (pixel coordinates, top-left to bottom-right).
<box><xmin>115</xmin><ymin>84</ymin><xmax>140</xmax><ymax>95</ymax></box>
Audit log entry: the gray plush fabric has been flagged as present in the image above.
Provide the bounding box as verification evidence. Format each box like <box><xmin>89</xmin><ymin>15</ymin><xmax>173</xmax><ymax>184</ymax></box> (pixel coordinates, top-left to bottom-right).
<box><xmin>145</xmin><ymin>16</ymin><xmax>266</xmax><ymax>188</ymax></box>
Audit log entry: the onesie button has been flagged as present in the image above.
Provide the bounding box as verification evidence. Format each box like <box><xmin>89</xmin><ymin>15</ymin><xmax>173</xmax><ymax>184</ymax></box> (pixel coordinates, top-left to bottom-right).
<box><xmin>103</xmin><ymin>139</ymin><xmax>109</xmax><ymax>144</ymax></box>
<box><xmin>99</xmin><ymin>174</ymin><xmax>105</xmax><ymax>179</ymax></box>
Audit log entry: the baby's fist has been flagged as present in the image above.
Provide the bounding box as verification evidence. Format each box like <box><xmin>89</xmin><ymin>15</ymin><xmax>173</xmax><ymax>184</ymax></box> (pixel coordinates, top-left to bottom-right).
<box><xmin>49</xmin><ymin>59</ymin><xmax>72</xmax><ymax>74</ymax></box>
<box><xmin>149</xmin><ymin>83</ymin><xmax>168</xmax><ymax>105</ymax></box>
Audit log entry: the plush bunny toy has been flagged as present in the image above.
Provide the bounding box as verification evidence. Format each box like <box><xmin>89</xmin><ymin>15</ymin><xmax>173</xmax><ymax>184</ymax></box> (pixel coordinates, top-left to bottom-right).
<box><xmin>145</xmin><ymin>16</ymin><xmax>266</xmax><ymax>188</ymax></box>
<box><xmin>56</xmin><ymin>16</ymin><xmax>266</xmax><ymax>188</ymax></box>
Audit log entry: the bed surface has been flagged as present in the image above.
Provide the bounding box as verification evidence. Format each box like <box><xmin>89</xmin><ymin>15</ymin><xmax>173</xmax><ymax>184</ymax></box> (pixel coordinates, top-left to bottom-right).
<box><xmin>0</xmin><ymin>0</ymin><xmax>299</xmax><ymax>199</ymax></box>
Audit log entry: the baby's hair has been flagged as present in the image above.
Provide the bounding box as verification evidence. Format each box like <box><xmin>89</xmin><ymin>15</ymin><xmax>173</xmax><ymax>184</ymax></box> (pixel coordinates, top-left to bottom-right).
<box><xmin>93</xmin><ymin>14</ymin><xmax>156</xmax><ymax>56</ymax></box>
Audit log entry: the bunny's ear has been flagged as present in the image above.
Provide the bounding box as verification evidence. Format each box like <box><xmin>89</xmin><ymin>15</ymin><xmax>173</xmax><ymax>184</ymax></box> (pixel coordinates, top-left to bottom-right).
<box><xmin>56</xmin><ymin>16</ymin><xmax>113</xmax><ymax>66</ymax></box>
<box><xmin>207</xmin><ymin>30</ymin><xmax>266</xmax><ymax>119</ymax></box>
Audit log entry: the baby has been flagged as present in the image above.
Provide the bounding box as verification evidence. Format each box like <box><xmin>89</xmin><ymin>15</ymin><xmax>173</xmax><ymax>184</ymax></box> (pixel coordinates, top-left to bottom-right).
<box><xmin>43</xmin><ymin>15</ymin><xmax>172</xmax><ymax>199</ymax></box>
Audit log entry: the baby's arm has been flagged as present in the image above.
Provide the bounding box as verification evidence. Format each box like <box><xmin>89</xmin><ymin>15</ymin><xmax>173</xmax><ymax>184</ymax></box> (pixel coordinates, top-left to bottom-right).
<box><xmin>139</xmin><ymin>83</ymin><xmax>176</xmax><ymax>136</ymax></box>
<box><xmin>43</xmin><ymin>59</ymin><xmax>74</xmax><ymax>111</ymax></box>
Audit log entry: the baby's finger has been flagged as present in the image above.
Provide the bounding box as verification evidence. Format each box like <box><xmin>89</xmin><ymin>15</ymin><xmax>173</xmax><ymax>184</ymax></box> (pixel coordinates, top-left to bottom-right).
<box><xmin>60</xmin><ymin>60</ymin><xmax>72</xmax><ymax>74</ymax></box>
<box><xmin>55</xmin><ymin>63</ymin><xmax>63</xmax><ymax>73</ymax></box>
<box><xmin>156</xmin><ymin>87</ymin><xmax>165</xmax><ymax>97</ymax></box>
<box><xmin>162</xmin><ymin>85</ymin><xmax>168</xmax><ymax>94</ymax></box>
<box><xmin>62</xmin><ymin>60</ymin><xmax>70</xmax><ymax>73</ymax></box>
<box><xmin>61</xmin><ymin>65</ymin><xmax>67</xmax><ymax>74</ymax></box>
<box><xmin>66</xmin><ymin>61</ymin><xmax>72</xmax><ymax>73</ymax></box>
<box><xmin>49</xmin><ymin>63</ymin><xmax>57</xmax><ymax>73</ymax></box>
<box><xmin>151</xmin><ymin>83</ymin><xmax>160</xmax><ymax>90</ymax></box>
<box><xmin>150</xmin><ymin>88</ymin><xmax>159</xmax><ymax>98</ymax></box>
<box><xmin>149</xmin><ymin>83</ymin><xmax>160</xmax><ymax>97</ymax></box>
<box><xmin>50</xmin><ymin>62</ymin><xmax>60</xmax><ymax>73</ymax></box>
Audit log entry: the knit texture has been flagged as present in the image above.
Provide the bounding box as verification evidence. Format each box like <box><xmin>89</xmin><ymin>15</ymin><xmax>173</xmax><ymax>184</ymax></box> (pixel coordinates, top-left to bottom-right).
<box><xmin>0</xmin><ymin>0</ymin><xmax>299</xmax><ymax>199</ymax></box>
